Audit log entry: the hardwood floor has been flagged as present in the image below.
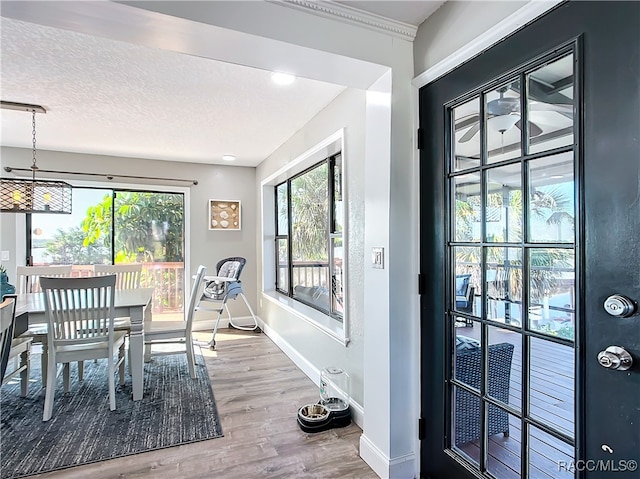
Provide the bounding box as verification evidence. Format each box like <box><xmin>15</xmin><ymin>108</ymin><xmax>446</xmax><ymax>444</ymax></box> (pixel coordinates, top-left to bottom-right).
<box><xmin>29</xmin><ymin>329</ymin><xmax>377</xmax><ymax>479</ymax></box>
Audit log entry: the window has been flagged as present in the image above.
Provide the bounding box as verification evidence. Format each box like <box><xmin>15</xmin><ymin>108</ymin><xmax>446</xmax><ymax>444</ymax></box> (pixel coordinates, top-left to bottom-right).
<box><xmin>275</xmin><ymin>153</ymin><xmax>343</xmax><ymax>319</ymax></box>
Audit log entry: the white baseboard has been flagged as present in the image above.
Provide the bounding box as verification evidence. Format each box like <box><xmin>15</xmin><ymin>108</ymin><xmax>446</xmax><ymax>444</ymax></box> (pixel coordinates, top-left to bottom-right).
<box><xmin>258</xmin><ymin>318</ymin><xmax>364</xmax><ymax>428</ymax></box>
<box><xmin>360</xmin><ymin>434</ymin><xmax>417</xmax><ymax>479</ymax></box>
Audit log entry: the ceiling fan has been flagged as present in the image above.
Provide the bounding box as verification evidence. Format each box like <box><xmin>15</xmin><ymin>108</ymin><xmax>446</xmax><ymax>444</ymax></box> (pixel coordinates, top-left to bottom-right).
<box><xmin>458</xmin><ymin>86</ymin><xmax>573</xmax><ymax>143</ymax></box>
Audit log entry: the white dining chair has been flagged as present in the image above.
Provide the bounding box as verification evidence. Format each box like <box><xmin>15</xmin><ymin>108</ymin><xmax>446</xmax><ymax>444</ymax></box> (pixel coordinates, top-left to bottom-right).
<box><xmin>93</xmin><ymin>263</ymin><xmax>142</xmax><ymax>290</ymax></box>
<box><xmin>17</xmin><ymin>265</ymin><xmax>73</xmax><ymax>386</ymax></box>
<box><xmin>1</xmin><ymin>295</ymin><xmax>33</xmax><ymax>397</ymax></box>
<box><xmin>93</xmin><ymin>263</ymin><xmax>144</xmax><ymax>333</ymax></box>
<box><xmin>16</xmin><ymin>265</ymin><xmax>73</xmax><ymax>294</ymax></box>
<box><xmin>143</xmin><ymin>265</ymin><xmax>206</xmax><ymax>379</ymax></box>
<box><xmin>40</xmin><ymin>275</ymin><xmax>126</xmax><ymax>421</ymax></box>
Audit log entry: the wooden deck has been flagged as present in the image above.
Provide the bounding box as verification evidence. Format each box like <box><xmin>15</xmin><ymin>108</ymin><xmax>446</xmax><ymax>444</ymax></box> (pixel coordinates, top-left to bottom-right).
<box><xmin>456</xmin><ymin>323</ymin><xmax>575</xmax><ymax>479</ymax></box>
<box><xmin>20</xmin><ymin>329</ymin><xmax>377</xmax><ymax>479</ymax></box>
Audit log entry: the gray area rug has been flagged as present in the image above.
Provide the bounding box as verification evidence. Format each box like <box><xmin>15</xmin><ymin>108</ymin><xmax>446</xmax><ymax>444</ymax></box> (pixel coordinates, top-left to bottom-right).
<box><xmin>1</xmin><ymin>348</ymin><xmax>223</xmax><ymax>478</ymax></box>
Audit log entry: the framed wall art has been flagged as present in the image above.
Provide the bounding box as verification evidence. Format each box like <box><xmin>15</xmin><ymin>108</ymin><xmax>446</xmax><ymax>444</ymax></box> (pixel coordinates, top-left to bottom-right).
<box><xmin>208</xmin><ymin>199</ymin><xmax>241</xmax><ymax>230</ymax></box>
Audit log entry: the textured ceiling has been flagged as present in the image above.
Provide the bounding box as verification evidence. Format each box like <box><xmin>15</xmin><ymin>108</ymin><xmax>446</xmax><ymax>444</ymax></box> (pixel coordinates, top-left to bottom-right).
<box><xmin>0</xmin><ymin>17</ymin><xmax>346</xmax><ymax>167</ymax></box>
<box><xmin>1</xmin><ymin>1</ymin><xmax>445</xmax><ymax>168</ymax></box>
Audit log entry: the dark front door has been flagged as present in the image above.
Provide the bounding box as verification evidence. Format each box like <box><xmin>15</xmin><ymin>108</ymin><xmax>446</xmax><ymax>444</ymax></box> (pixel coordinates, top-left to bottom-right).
<box><xmin>419</xmin><ymin>2</ymin><xmax>639</xmax><ymax>478</ymax></box>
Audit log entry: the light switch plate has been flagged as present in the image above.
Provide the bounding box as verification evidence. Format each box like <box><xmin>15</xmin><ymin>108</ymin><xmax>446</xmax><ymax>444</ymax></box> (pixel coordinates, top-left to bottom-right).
<box><xmin>0</xmin><ymin>251</ymin><xmax>9</xmax><ymax>261</ymax></box>
<box><xmin>372</xmin><ymin>247</ymin><xmax>384</xmax><ymax>269</ymax></box>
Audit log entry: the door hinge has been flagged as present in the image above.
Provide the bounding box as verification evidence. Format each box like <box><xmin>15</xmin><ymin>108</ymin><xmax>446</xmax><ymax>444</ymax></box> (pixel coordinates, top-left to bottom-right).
<box><xmin>417</xmin><ymin>128</ymin><xmax>424</xmax><ymax>150</ymax></box>
<box><xmin>418</xmin><ymin>273</ymin><xmax>424</xmax><ymax>295</ymax></box>
<box><xmin>418</xmin><ymin>417</ymin><xmax>426</xmax><ymax>440</ymax></box>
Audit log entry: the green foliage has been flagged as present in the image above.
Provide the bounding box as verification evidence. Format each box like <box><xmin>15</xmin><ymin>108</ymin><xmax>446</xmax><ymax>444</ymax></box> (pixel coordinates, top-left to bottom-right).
<box><xmin>82</xmin><ymin>192</ymin><xmax>184</xmax><ymax>263</ymax></box>
<box><xmin>44</xmin><ymin>227</ymin><xmax>110</xmax><ymax>264</ymax></box>
<box><xmin>290</xmin><ymin>164</ymin><xmax>329</xmax><ymax>262</ymax></box>
<box><xmin>538</xmin><ymin>322</ymin><xmax>575</xmax><ymax>341</ymax></box>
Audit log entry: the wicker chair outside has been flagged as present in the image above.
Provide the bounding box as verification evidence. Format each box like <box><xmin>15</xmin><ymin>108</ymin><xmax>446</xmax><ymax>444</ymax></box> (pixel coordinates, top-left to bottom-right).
<box><xmin>454</xmin><ymin>342</ymin><xmax>515</xmax><ymax>445</ymax></box>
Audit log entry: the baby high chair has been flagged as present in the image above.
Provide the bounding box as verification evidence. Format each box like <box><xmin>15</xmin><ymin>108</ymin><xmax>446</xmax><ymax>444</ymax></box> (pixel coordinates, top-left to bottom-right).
<box><xmin>196</xmin><ymin>257</ymin><xmax>259</xmax><ymax>349</ymax></box>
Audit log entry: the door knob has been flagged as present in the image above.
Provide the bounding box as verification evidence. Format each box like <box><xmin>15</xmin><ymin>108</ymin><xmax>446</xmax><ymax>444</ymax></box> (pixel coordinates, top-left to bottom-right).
<box><xmin>597</xmin><ymin>346</ymin><xmax>633</xmax><ymax>371</ymax></box>
<box><xmin>603</xmin><ymin>294</ymin><xmax>637</xmax><ymax>318</ymax></box>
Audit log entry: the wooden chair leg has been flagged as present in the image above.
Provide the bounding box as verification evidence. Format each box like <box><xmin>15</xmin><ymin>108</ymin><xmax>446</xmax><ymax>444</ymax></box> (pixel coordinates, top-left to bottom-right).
<box><xmin>78</xmin><ymin>361</ymin><xmax>84</xmax><ymax>381</ymax></box>
<box><xmin>43</xmin><ymin>354</ymin><xmax>57</xmax><ymax>421</ymax></box>
<box><xmin>118</xmin><ymin>343</ymin><xmax>126</xmax><ymax>386</ymax></box>
<box><xmin>41</xmin><ymin>344</ymin><xmax>48</xmax><ymax>388</ymax></box>
<box><xmin>19</xmin><ymin>349</ymin><xmax>30</xmax><ymax>397</ymax></box>
<box><xmin>108</xmin><ymin>355</ymin><xmax>116</xmax><ymax>411</ymax></box>
<box><xmin>63</xmin><ymin>363</ymin><xmax>70</xmax><ymax>392</ymax></box>
<box><xmin>185</xmin><ymin>334</ymin><xmax>196</xmax><ymax>379</ymax></box>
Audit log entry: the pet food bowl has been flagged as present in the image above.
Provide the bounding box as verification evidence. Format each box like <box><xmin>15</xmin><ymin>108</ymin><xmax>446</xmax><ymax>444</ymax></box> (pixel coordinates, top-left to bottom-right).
<box><xmin>297</xmin><ymin>403</ymin><xmax>330</xmax><ymax>424</ymax></box>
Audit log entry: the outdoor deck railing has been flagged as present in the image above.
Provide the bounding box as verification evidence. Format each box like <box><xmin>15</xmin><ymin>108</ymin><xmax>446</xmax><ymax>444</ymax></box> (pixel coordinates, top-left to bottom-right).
<box><xmin>67</xmin><ymin>262</ymin><xmax>185</xmax><ymax>313</ymax></box>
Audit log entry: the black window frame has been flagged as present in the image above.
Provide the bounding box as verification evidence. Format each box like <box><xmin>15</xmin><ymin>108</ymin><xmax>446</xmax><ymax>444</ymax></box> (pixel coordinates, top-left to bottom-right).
<box><xmin>274</xmin><ymin>153</ymin><xmax>343</xmax><ymax>320</ymax></box>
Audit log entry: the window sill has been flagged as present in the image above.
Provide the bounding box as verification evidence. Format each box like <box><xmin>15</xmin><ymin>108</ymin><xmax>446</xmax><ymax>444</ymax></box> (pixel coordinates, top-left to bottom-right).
<box><xmin>262</xmin><ymin>291</ymin><xmax>349</xmax><ymax>345</ymax></box>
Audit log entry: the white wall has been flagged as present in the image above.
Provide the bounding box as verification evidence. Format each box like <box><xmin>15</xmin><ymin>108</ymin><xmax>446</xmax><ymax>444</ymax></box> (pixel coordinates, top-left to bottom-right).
<box><xmin>256</xmin><ymin>88</ymin><xmax>366</xmax><ymax>405</ymax></box>
<box><xmin>0</xmin><ymin>146</ymin><xmax>257</xmax><ymax>319</ymax></box>
<box><xmin>414</xmin><ymin>0</ymin><xmax>527</xmax><ymax>74</ymax></box>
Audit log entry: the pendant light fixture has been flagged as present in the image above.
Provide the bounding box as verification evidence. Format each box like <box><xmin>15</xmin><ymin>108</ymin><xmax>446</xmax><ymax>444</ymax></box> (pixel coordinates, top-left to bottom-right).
<box><xmin>1</xmin><ymin>101</ymin><xmax>72</xmax><ymax>214</ymax></box>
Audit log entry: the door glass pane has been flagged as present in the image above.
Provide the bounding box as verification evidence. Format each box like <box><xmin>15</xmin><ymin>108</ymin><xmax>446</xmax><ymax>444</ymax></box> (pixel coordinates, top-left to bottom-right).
<box><xmin>529</xmin><ymin>337</ymin><xmax>575</xmax><ymax>437</ymax></box>
<box><xmin>454</xmin><ymin>246</ymin><xmax>480</xmax><ymax>316</ymax></box>
<box><xmin>486</xmin><ymin>164</ymin><xmax>522</xmax><ymax>243</ymax></box>
<box><xmin>31</xmin><ymin>188</ymin><xmax>112</xmax><ymax>268</ymax></box>
<box><xmin>528</xmin><ymin>425</ymin><xmax>574</xmax><ymax>479</ymax></box>
<box><xmin>528</xmin><ymin>152</ymin><xmax>575</xmax><ymax>243</ymax></box>
<box><xmin>487</xmin><ymin>78</ymin><xmax>522</xmax><ymax>163</ymax></box>
<box><xmin>486</xmin><ymin>247</ymin><xmax>523</xmax><ymax>326</ymax></box>
<box><xmin>451</xmin><ymin>385</ymin><xmax>481</xmax><ymax>465</ymax></box>
<box><xmin>113</xmin><ymin>191</ymin><xmax>185</xmax><ymax>317</ymax></box>
<box><xmin>527</xmin><ymin>54</ymin><xmax>574</xmax><ymax>154</ymax></box>
<box><xmin>453</xmin><ymin>319</ymin><xmax>482</xmax><ymax>392</ymax></box>
<box><xmin>488</xmin><ymin>324</ymin><xmax>520</xmax><ymax>412</ymax></box>
<box><xmin>453</xmin><ymin>173</ymin><xmax>481</xmax><ymax>242</ymax></box>
<box><xmin>487</xmin><ymin>408</ymin><xmax>521</xmax><ymax>479</ymax></box>
<box><xmin>528</xmin><ymin>248</ymin><xmax>575</xmax><ymax>339</ymax></box>
<box><xmin>452</xmin><ymin>97</ymin><xmax>481</xmax><ymax>171</ymax></box>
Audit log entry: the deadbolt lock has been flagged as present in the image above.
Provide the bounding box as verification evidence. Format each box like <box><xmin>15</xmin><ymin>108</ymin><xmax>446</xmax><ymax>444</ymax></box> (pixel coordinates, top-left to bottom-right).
<box><xmin>597</xmin><ymin>346</ymin><xmax>633</xmax><ymax>371</ymax></box>
<box><xmin>603</xmin><ymin>294</ymin><xmax>637</xmax><ymax>318</ymax></box>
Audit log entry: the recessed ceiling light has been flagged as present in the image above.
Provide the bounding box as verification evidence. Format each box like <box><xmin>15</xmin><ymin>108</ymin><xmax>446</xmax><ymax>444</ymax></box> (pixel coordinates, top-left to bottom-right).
<box><xmin>271</xmin><ymin>72</ymin><xmax>295</xmax><ymax>85</ymax></box>
<box><xmin>550</xmin><ymin>174</ymin><xmax>564</xmax><ymax>179</ymax></box>
<box><xmin>222</xmin><ymin>155</ymin><xmax>236</xmax><ymax>162</ymax></box>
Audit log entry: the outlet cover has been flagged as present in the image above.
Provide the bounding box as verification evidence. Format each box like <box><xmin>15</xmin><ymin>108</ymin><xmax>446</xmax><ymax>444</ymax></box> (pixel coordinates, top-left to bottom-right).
<box><xmin>372</xmin><ymin>247</ymin><xmax>384</xmax><ymax>269</ymax></box>
<box><xmin>0</xmin><ymin>251</ymin><xmax>9</xmax><ymax>261</ymax></box>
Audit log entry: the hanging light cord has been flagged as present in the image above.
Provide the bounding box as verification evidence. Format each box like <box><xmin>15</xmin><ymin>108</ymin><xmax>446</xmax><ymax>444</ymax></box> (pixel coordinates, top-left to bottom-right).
<box><xmin>31</xmin><ymin>110</ymin><xmax>38</xmax><ymax>180</ymax></box>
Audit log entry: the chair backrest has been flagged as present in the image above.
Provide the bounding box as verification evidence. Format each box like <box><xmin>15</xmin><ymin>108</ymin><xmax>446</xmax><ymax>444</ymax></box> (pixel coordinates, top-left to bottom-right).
<box><xmin>16</xmin><ymin>265</ymin><xmax>73</xmax><ymax>294</ymax></box>
<box><xmin>41</xmin><ymin>275</ymin><xmax>117</xmax><ymax>348</ymax></box>
<box><xmin>0</xmin><ymin>295</ymin><xmax>17</xmax><ymax>380</ymax></box>
<box><xmin>216</xmin><ymin>257</ymin><xmax>246</xmax><ymax>280</ymax></box>
<box><xmin>186</xmin><ymin>265</ymin><xmax>207</xmax><ymax>330</ymax></box>
<box><xmin>93</xmin><ymin>263</ymin><xmax>142</xmax><ymax>290</ymax></box>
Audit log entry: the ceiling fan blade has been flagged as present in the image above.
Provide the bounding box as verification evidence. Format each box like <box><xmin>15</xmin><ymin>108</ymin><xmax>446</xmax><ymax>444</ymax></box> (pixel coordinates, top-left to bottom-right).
<box><xmin>515</xmin><ymin>119</ymin><xmax>543</xmax><ymax>137</ymax></box>
<box><xmin>455</xmin><ymin>114</ymin><xmax>480</xmax><ymax>132</ymax></box>
<box><xmin>459</xmin><ymin>122</ymin><xmax>480</xmax><ymax>143</ymax></box>
<box><xmin>529</xmin><ymin>121</ymin><xmax>543</xmax><ymax>137</ymax></box>
<box><xmin>529</xmin><ymin>101</ymin><xmax>573</xmax><ymax>114</ymax></box>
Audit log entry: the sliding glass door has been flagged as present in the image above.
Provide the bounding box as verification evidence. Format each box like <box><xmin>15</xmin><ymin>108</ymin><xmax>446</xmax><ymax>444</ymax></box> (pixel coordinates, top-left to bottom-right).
<box><xmin>29</xmin><ymin>187</ymin><xmax>185</xmax><ymax>317</ymax></box>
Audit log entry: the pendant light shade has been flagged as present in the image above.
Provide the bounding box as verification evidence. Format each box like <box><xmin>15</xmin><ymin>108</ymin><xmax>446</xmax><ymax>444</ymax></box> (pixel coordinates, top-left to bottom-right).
<box><xmin>1</xmin><ymin>177</ymin><xmax>72</xmax><ymax>213</ymax></box>
<box><xmin>0</xmin><ymin>101</ymin><xmax>72</xmax><ymax>214</ymax></box>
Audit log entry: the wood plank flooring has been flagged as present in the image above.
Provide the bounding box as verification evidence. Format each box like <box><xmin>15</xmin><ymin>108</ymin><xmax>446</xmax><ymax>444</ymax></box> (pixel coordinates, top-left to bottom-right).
<box><xmin>26</xmin><ymin>329</ymin><xmax>377</xmax><ymax>479</ymax></box>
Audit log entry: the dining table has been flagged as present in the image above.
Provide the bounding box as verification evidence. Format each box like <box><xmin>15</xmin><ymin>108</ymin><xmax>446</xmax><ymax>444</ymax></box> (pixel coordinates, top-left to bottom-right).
<box><xmin>14</xmin><ymin>287</ymin><xmax>154</xmax><ymax>401</ymax></box>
